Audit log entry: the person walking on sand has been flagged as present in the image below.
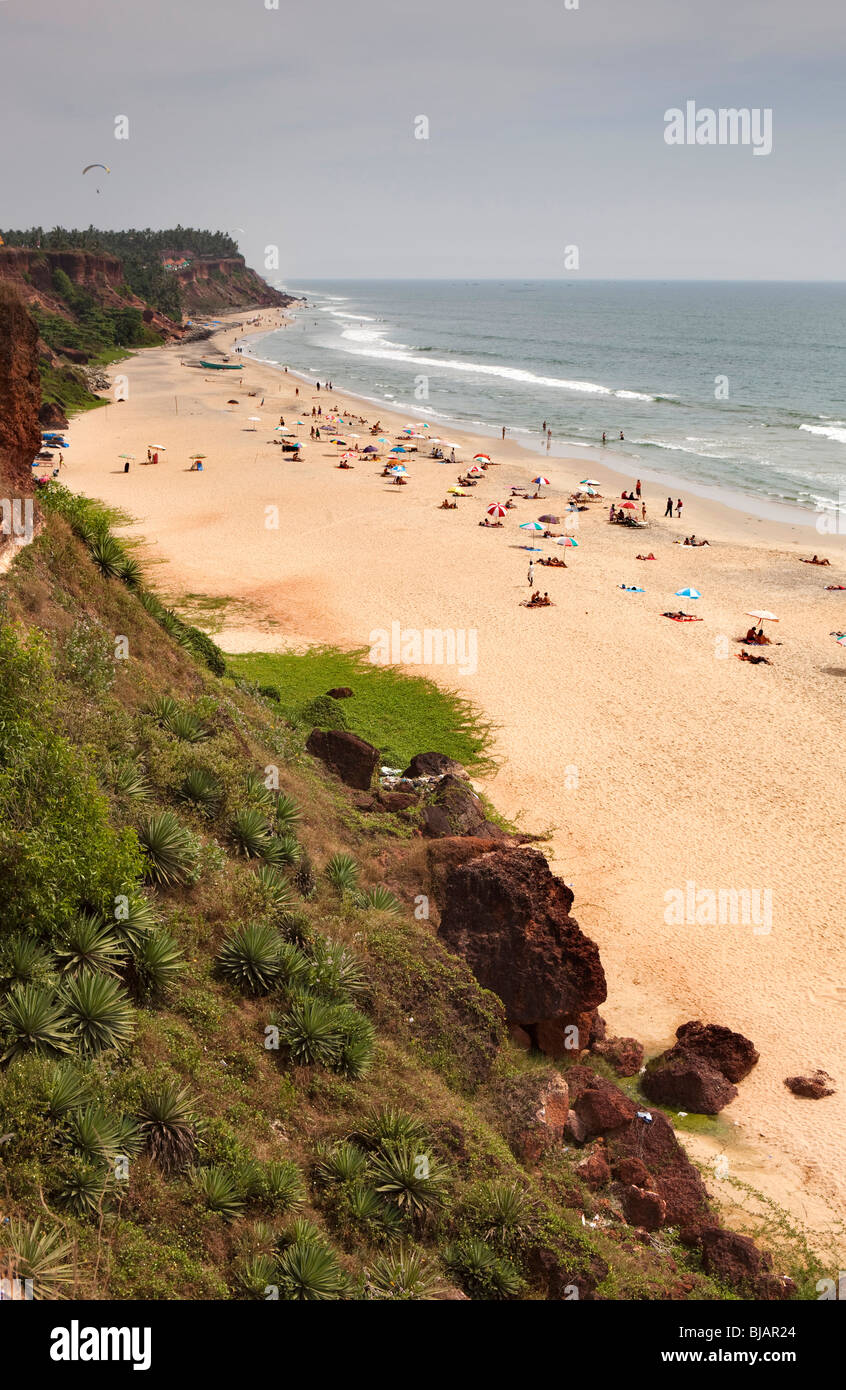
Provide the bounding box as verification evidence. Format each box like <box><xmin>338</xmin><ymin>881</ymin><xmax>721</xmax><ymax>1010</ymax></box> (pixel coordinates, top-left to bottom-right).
<box><xmin>676</xmin><ymin>498</ymin><xmax>683</xmax><ymax>519</ymax></box>
<box><xmin>664</xmin><ymin>496</ymin><xmax>673</xmax><ymax>517</ymax></box>
<box><xmin>528</xmin><ymin>559</ymin><xmax>535</xmax><ymax>588</ymax></box>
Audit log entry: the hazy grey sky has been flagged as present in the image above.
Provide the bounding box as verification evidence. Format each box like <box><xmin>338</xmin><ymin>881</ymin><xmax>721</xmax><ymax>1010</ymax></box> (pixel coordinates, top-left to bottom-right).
<box><xmin>1</xmin><ymin>0</ymin><xmax>844</xmax><ymax>279</ymax></box>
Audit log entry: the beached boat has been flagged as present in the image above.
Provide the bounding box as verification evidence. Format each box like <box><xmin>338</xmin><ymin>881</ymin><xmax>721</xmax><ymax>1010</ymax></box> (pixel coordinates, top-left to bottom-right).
<box><xmin>199</xmin><ymin>360</ymin><xmax>242</xmax><ymax>370</ymax></box>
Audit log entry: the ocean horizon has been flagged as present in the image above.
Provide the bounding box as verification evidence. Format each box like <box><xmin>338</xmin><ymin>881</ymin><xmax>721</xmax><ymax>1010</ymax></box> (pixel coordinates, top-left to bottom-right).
<box><xmin>248</xmin><ymin>279</ymin><xmax>846</xmax><ymax>523</ymax></box>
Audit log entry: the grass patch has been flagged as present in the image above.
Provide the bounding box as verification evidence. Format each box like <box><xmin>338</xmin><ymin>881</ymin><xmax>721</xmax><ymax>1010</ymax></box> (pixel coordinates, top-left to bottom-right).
<box><xmin>228</xmin><ymin>646</ymin><xmax>496</xmax><ymax>774</ymax></box>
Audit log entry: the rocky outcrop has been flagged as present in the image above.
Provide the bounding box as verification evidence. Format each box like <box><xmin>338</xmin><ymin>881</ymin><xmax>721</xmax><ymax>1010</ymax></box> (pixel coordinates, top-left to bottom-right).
<box><xmin>641</xmin><ymin>1051</ymin><xmax>738</xmax><ymax>1114</ymax></box>
<box><xmin>174</xmin><ymin>256</ymin><xmax>288</xmax><ymax>315</ymax></box>
<box><xmin>305</xmin><ymin>728</ymin><xmax>379</xmax><ymax>790</ymax></box>
<box><xmin>591</xmin><ymin>1035</ymin><xmax>644</xmax><ymax>1076</ymax></box>
<box><xmin>432</xmin><ymin>846</ymin><xmax>607</xmax><ymax>1039</ymax></box>
<box><xmin>698</xmin><ymin>1226</ymin><xmax>796</xmax><ymax>1300</ymax></box>
<box><xmin>621</xmin><ymin>1185</ymin><xmax>667</xmax><ymax>1232</ymax></box>
<box><xmin>326</xmin><ymin>686</ymin><xmax>353</xmax><ymax>699</ymax></box>
<box><xmin>422</xmin><ymin>774</ymin><xmax>505</xmax><ymax>839</ymax></box>
<box><xmin>492</xmin><ymin>1070</ymin><xmax>570</xmax><ymax>1164</ymax></box>
<box><xmin>403</xmin><ymin>751</ymin><xmax>469</xmax><ymax>780</ymax></box>
<box><xmin>674</xmin><ymin>1021</ymin><xmax>759</xmax><ymax>1083</ymax></box>
<box><xmin>784</xmin><ymin>1069</ymin><xmax>835</xmax><ymax>1099</ymax></box>
<box><xmin>0</xmin><ymin>287</ymin><xmax>42</xmax><ymax>495</ymax></box>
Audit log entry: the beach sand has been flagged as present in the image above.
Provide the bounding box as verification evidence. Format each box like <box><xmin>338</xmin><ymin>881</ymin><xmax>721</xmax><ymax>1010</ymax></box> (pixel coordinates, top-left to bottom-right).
<box><xmin>61</xmin><ymin>310</ymin><xmax>846</xmax><ymax>1253</ymax></box>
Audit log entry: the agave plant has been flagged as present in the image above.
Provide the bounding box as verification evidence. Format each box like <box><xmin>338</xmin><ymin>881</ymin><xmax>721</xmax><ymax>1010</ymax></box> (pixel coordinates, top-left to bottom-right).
<box><xmin>193</xmin><ymin>1166</ymin><xmax>244</xmax><ymax>1220</ymax></box>
<box><xmin>354</xmin><ymin>1106</ymin><xmax>428</xmax><ymax>1153</ymax></box>
<box><xmin>0</xmin><ymin>933</ymin><xmax>54</xmax><ymax>989</ymax></box>
<box><xmin>345</xmin><ymin>1184</ymin><xmax>405</xmax><ymax>1241</ymax></box>
<box><xmin>55</xmin><ymin>1158</ymin><xmax>108</xmax><ymax>1218</ymax></box>
<box><xmin>368</xmin><ymin>1143</ymin><xmax>449</xmax><ymax>1217</ymax></box>
<box><xmin>131</xmin><ymin>928</ymin><xmax>183</xmax><ymax>1000</ymax></box>
<box><xmin>230</xmin><ymin>806</ymin><xmax>271</xmax><ymax>858</ymax></box>
<box><xmin>291</xmin><ymin>850</ymin><xmax>316</xmax><ymax>900</ymax></box>
<box><xmin>236</xmin><ymin>1220</ymin><xmax>279</xmax><ymax>1259</ymax></box>
<box><xmin>138</xmin><ymin>1080</ymin><xmax>197</xmax><ymax>1175</ymax></box>
<box><xmin>279</xmin><ymin>1217</ymin><xmax>324</xmax><ymax>1249</ymax></box>
<box><xmin>112</xmin><ymin>889</ymin><xmax>159</xmax><ymax>949</ymax></box>
<box><xmin>117</xmin><ymin>553</ymin><xmax>144</xmax><ymax>589</ymax></box>
<box><xmin>314</xmin><ymin>1141</ymin><xmax>370</xmax><ymax>1189</ymax></box>
<box><xmin>53</xmin><ymin>913</ymin><xmax>127</xmax><ymax>978</ymax></box>
<box><xmin>443</xmin><ymin>1237</ymin><xmax>522</xmax><ymax>1299</ymax></box>
<box><xmin>276</xmin><ymin>996</ymin><xmax>343</xmax><ymax>1069</ymax></box>
<box><xmin>149</xmin><ymin>694</ymin><xmax>180</xmax><ymax>725</ymax></box>
<box><xmin>60</xmin><ymin>972</ymin><xmax>135</xmax><ymax>1055</ymax></box>
<box><xmin>177</xmin><ymin>767</ymin><xmax>222</xmax><ymax>812</ymax></box>
<box><xmin>274</xmin><ymin>792</ymin><xmax>302</xmax><ymax>836</ymax></box>
<box><xmin>277</xmin><ymin>1240</ymin><xmax>348</xmax><ymax>1301</ymax></box>
<box><xmin>243</xmin><ymin>772</ymin><xmax>275</xmax><ymax>812</ymax></box>
<box><xmin>236</xmin><ymin>1253</ymin><xmax>279</xmax><ymax>1300</ymax></box>
<box><xmin>325</xmin><ymin>852</ymin><xmax>359</xmax><ymax>895</ymax></box>
<box><xmin>42</xmin><ymin>1062</ymin><xmax>91</xmax><ymax>1119</ymax></box>
<box><xmin>356</xmin><ymin>885</ymin><xmax>402</xmax><ymax>915</ymax></box>
<box><xmin>306</xmin><ymin>936</ymin><xmax>368</xmax><ymax>1003</ymax></box>
<box><xmin>108</xmin><ymin>757</ymin><xmax>152</xmax><ymax>804</ymax></box>
<box><xmin>254</xmin><ymin>864</ymin><xmax>295</xmax><ymax>916</ymax></box>
<box><xmin>89</xmin><ymin>533</ymin><xmax>127</xmax><ymax>580</ymax></box>
<box><xmin>261</xmin><ymin>834</ymin><xmax>301</xmax><ymax>869</ymax></box>
<box><xmin>260</xmin><ymin>1160</ymin><xmax>307</xmax><ymax>1214</ymax></box>
<box><xmin>1</xmin><ymin>1217</ymin><xmax>75</xmax><ymax>1299</ymax></box>
<box><xmin>475</xmin><ymin>1180</ymin><xmax>530</xmax><ymax>1243</ymax></box>
<box><xmin>67</xmin><ymin>1102</ymin><xmax>140</xmax><ymax>1164</ymax></box>
<box><xmin>166</xmin><ymin>710</ymin><xmax>209</xmax><ymax>744</ymax></box>
<box><xmin>275</xmin><ymin>941</ymin><xmax>311</xmax><ymax>993</ymax></box>
<box><xmin>138</xmin><ymin>811</ymin><xmax>198</xmax><ymax>887</ymax></box>
<box><xmin>0</xmin><ymin>985</ymin><xmax>74</xmax><ymax>1061</ymax></box>
<box><xmin>366</xmin><ymin>1246</ymin><xmax>436</xmax><ymax>1300</ymax></box>
<box><xmin>217</xmin><ymin>922</ymin><xmax>282</xmax><ymax>995</ymax></box>
<box><xmin>334</xmin><ymin>1007</ymin><xmax>375</xmax><ymax>1081</ymax></box>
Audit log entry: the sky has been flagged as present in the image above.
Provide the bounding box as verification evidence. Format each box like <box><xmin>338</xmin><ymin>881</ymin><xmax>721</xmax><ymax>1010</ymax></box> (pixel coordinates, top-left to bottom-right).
<box><xmin>1</xmin><ymin>0</ymin><xmax>844</xmax><ymax>280</ymax></box>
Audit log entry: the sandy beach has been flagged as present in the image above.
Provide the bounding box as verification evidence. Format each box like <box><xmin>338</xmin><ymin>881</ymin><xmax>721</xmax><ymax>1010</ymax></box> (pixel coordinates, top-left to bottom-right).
<box><xmin>61</xmin><ymin>309</ymin><xmax>846</xmax><ymax>1252</ymax></box>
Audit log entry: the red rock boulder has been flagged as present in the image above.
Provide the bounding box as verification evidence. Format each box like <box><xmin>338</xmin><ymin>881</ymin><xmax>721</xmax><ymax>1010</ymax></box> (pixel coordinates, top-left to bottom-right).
<box><xmin>784</xmin><ymin>1069</ymin><xmax>835</xmax><ymax>1099</ymax></box>
<box><xmin>592</xmin><ymin>1035</ymin><xmax>645</xmax><ymax>1076</ymax></box>
<box><xmin>675</xmin><ymin>1021</ymin><xmax>759</xmax><ymax>1083</ymax></box>
<box><xmin>641</xmin><ymin>1050</ymin><xmax>738</xmax><ymax>1114</ymax></box>
<box><xmin>621</xmin><ymin>1185</ymin><xmax>667</xmax><ymax>1232</ymax></box>
<box><xmin>305</xmin><ymin>728</ymin><xmax>380</xmax><ymax>790</ymax></box>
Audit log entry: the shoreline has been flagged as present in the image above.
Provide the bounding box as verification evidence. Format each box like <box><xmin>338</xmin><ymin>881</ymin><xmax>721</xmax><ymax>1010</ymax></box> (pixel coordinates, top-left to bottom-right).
<box><xmin>61</xmin><ymin>308</ymin><xmax>846</xmax><ymax>1253</ymax></box>
<box><xmin>241</xmin><ymin>320</ymin><xmax>834</xmax><ymax>548</ymax></box>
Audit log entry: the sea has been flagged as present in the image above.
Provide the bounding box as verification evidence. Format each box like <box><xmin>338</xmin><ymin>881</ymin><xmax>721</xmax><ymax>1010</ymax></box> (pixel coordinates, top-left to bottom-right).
<box><xmin>245</xmin><ymin>280</ymin><xmax>846</xmax><ymax>523</ymax></box>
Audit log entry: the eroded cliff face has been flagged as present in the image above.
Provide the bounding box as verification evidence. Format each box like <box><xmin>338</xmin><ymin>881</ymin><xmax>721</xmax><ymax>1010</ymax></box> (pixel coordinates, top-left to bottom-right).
<box><xmin>0</xmin><ymin>248</ymin><xmax>131</xmax><ymax>317</ymax></box>
<box><xmin>172</xmin><ymin>255</ymin><xmax>290</xmax><ymax>316</ymax></box>
<box><xmin>0</xmin><ymin>288</ymin><xmax>42</xmax><ymax>568</ymax></box>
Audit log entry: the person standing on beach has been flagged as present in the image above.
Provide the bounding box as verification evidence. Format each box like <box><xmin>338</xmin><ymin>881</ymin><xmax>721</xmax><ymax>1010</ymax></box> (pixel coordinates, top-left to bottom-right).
<box><xmin>664</xmin><ymin>496</ymin><xmax>673</xmax><ymax>517</ymax></box>
<box><xmin>676</xmin><ymin>498</ymin><xmax>683</xmax><ymax>519</ymax></box>
<box><xmin>528</xmin><ymin>559</ymin><xmax>535</xmax><ymax>588</ymax></box>
<box><xmin>636</xmin><ymin>479</ymin><xmax>641</xmax><ymax>497</ymax></box>
<box><xmin>502</xmin><ymin>426</ymin><xmax>506</xmax><ymax>441</ymax></box>
<box><xmin>641</xmin><ymin>501</ymin><xmax>647</xmax><ymax>521</ymax></box>
<box><xmin>542</xmin><ymin>420</ymin><xmax>547</xmax><ymax>434</ymax></box>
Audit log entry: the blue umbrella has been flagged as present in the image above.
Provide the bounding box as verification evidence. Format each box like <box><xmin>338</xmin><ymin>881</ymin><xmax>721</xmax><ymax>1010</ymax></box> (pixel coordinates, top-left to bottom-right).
<box><xmin>675</xmin><ymin>587</ymin><xmax>701</xmax><ymax>599</ymax></box>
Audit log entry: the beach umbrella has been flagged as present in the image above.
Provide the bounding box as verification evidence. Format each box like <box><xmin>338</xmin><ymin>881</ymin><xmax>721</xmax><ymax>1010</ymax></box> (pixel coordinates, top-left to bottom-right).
<box><xmin>676</xmin><ymin>587</ymin><xmax>701</xmax><ymax>599</ymax></box>
<box><xmin>275</xmin><ymin>426</ymin><xmax>295</xmax><ymax>435</ymax></box>
<box><xmin>339</xmin><ymin>451</ymin><xmax>354</xmax><ymax>462</ymax></box>
<box><xmin>389</xmin><ymin>446</ymin><xmax>408</xmax><ymax>455</ymax></box>
<box><xmin>227</xmin><ymin>399</ymin><xmax>239</xmax><ymax>405</ymax></box>
<box><xmin>620</xmin><ymin>501</ymin><xmax>636</xmax><ymax>510</ymax></box>
<box><xmin>538</xmin><ymin>514</ymin><xmax>560</xmax><ymax>524</ymax></box>
<box><xmin>580</xmin><ymin>478</ymin><xmax>600</xmax><ymax>487</ymax></box>
<box><xmin>467</xmin><ymin>464</ymin><xmax>484</xmax><ymax>476</ymax></box>
<box><xmin>118</xmin><ymin>454</ymin><xmax>135</xmax><ymax>460</ymax></box>
<box><xmin>189</xmin><ymin>454</ymin><xmax>207</xmax><ymax>461</ymax></box>
<box><xmin>473</xmin><ymin>453</ymin><xmax>492</xmax><ymax>462</ymax></box>
<box><xmin>532</xmin><ymin>476</ymin><xmax>551</xmax><ymax>492</ymax></box>
<box><xmin>836</xmin><ymin>635</ymin><xmax>846</xmax><ymax>646</ymax></box>
<box><xmin>520</xmin><ymin>520</ymin><xmax>545</xmax><ymax>551</ymax></box>
<box><xmin>390</xmin><ymin>465</ymin><xmax>408</xmax><ymax>475</ymax></box>
<box><xmin>583</xmin><ymin>487</ymin><xmax>598</xmax><ymax>496</ymax></box>
<box><xmin>148</xmin><ymin>444</ymin><xmax>167</xmax><ymax>451</ymax></box>
<box><xmin>486</xmin><ymin>503</ymin><xmax>508</xmax><ymax>518</ymax></box>
<box><xmin>557</xmin><ymin>536</ymin><xmax>579</xmax><ymax>547</ymax></box>
<box><xmin>745</xmin><ymin>610</ymin><xmax>778</xmax><ymax>623</ymax></box>
<box><xmin>247</xmin><ymin>417</ymin><xmax>261</xmax><ymax>430</ymax></box>
<box><xmin>362</xmin><ymin>445</ymin><xmax>378</xmax><ymax>453</ymax></box>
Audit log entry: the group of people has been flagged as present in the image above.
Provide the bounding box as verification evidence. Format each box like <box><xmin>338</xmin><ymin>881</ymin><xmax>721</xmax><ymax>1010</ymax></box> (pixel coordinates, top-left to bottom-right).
<box><xmin>600</xmin><ymin>432</ymin><xmax>626</xmax><ymax>443</ymax></box>
<box><xmin>526</xmin><ymin>590</ymin><xmax>553</xmax><ymax>607</ymax></box>
<box><xmin>664</xmin><ymin>497</ymin><xmax>684</xmax><ymax>518</ymax></box>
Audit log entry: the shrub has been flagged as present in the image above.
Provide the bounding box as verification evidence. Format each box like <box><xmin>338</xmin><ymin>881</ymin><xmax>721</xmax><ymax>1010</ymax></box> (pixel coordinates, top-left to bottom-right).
<box><xmin>138</xmin><ymin>812</ymin><xmax>199</xmax><ymax>887</ymax></box>
<box><xmin>217</xmin><ymin>922</ymin><xmax>281</xmax><ymax>995</ymax></box>
<box><xmin>43</xmin><ymin>1062</ymin><xmax>92</xmax><ymax>1119</ymax></box>
<box><xmin>300</xmin><ymin>695</ymin><xmax>347</xmax><ymax>731</ymax></box>
<box><xmin>89</xmin><ymin>533</ymin><xmax>127</xmax><ymax>580</ymax></box>
<box><xmin>55</xmin><ymin>1157</ymin><xmax>108</xmax><ymax>1218</ymax></box>
<box><xmin>315</xmin><ymin>1142</ymin><xmax>369</xmax><ymax>1188</ymax></box>
<box><xmin>354</xmin><ymin>1107</ymin><xmax>428</xmax><ymax>1153</ymax></box>
<box><xmin>254</xmin><ymin>864</ymin><xmax>295</xmax><ymax>916</ymax></box>
<box><xmin>138</xmin><ymin>1080</ymin><xmax>198</xmax><ymax>1175</ymax></box>
<box><xmin>113</xmin><ymin>889</ymin><xmax>159</xmax><ymax>948</ymax></box>
<box><xmin>236</xmin><ymin>1254</ymin><xmax>278</xmax><ymax>1300</ymax></box>
<box><xmin>0</xmin><ymin>934</ymin><xmax>54</xmax><ymax>990</ymax></box>
<box><xmin>60</xmin><ymin>971</ymin><xmax>135</xmax><ymax>1055</ymax></box>
<box><xmin>0</xmin><ymin>985</ymin><xmax>74</xmax><ymax>1061</ymax></box>
<box><xmin>107</xmin><ymin>758</ymin><xmax>152</xmax><ymax>804</ymax></box>
<box><xmin>291</xmin><ymin>850</ymin><xmax>316</xmax><ymax>899</ymax></box>
<box><xmin>306</xmin><ymin>936</ymin><xmax>368</xmax><ymax>1003</ymax></box>
<box><xmin>166</xmin><ymin>710</ymin><xmax>209</xmax><ymax>744</ymax></box>
<box><xmin>443</xmin><ymin>1238</ymin><xmax>523</xmax><ymax>1299</ymax></box>
<box><xmin>53</xmin><ymin>913</ymin><xmax>126</xmax><ymax>978</ymax></box>
<box><xmin>243</xmin><ymin>772</ymin><xmax>275</xmax><ymax>812</ymax></box>
<box><xmin>68</xmin><ymin>1102</ymin><xmax>139</xmax><ymax>1165</ymax></box>
<box><xmin>333</xmin><ymin>1006</ymin><xmax>375</xmax><ymax>1080</ymax></box>
<box><xmin>185</xmin><ymin>626</ymin><xmax>226</xmax><ymax>677</ymax></box>
<box><xmin>259</xmin><ymin>1160</ymin><xmax>306</xmax><ymax>1214</ymax></box>
<box><xmin>193</xmin><ymin>1166</ymin><xmax>244</xmax><ymax>1220</ymax></box>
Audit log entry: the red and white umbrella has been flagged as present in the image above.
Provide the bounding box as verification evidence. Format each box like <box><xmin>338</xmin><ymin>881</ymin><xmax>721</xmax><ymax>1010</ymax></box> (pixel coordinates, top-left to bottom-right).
<box><xmin>486</xmin><ymin>502</ymin><xmax>507</xmax><ymax>518</ymax></box>
<box><xmin>620</xmin><ymin>501</ymin><xmax>636</xmax><ymax>510</ymax></box>
<box><xmin>467</xmin><ymin>464</ymin><xmax>484</xmax><ymax>475</ymax></box>
<box><xmin>474</xmin><ymin>453</ymin><xmax>492</xmax><ymax>462</ymax></box>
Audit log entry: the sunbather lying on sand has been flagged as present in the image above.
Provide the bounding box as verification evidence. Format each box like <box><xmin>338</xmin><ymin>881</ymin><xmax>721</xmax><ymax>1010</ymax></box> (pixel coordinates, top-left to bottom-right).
<box><xmin>636</xmin><ymin>553</ymin><xmax>656</xmax><ymax>560</ymax></box>
<box><xmin>738</xmin><ymin>650</ymin><xmax>771</xmax><ymax>664</ymax></box>
<box><xmin>801</xmin><ymin>555</ymin><xmax>830</xmax><ymax>565</ymax></box>
<box><xmin>663</xmin><ymin>611</ymin><xmax>702</xmax><ymax>621</ymax></box>
<box><xmin>539</xmin><ymin>556</ymin><xmax>567</xmax><ymax>567</ymax></box>
<box><xmin>439</xmin><ymin>499</ymin><xmax>457</xmax><ymax>509</ymax></box>
<box><xmin>479</xmin><ymin>519</ymin><xmax>503</xmax><ymax>527</ymax></box>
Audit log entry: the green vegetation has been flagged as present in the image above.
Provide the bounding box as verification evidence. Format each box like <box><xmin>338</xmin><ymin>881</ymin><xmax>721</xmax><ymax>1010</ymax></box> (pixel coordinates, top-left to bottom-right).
<box><xmin>230</xmin><ymin>646</ymin><xmax>495</xmax><ymax>773</ymax></box>
<box><xmin>0</xmin><ymin>484</ymin><xmax>820</xmax><ymax>1303</ymax></box>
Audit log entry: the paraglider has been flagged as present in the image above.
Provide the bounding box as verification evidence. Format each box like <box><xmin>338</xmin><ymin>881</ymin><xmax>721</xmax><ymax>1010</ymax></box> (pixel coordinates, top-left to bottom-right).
<box><xmin>82</xmin><ymin>163</ymin><xmax>110</xmax><ymax>193</ymax></box>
